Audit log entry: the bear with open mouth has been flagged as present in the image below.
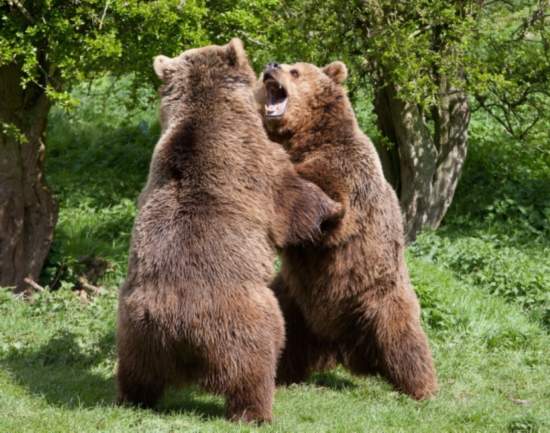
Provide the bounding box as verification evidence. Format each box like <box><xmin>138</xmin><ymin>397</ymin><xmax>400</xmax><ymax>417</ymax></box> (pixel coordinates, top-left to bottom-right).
<box><xmin>255</xmin><ymin>60</ymin><xmax>438</xmax><ymax>400</ymax></box>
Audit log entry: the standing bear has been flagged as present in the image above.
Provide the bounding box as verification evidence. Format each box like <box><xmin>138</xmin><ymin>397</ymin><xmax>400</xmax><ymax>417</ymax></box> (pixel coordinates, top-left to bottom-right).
<box><xmin>255</xmin><ymin>61</ymin><xmax>438</xmax><ymax>400</ymax></box>
<box><xmin>116</xmin><ymin>40</ymin><xmax>341</xmax><ymax>423</ymax></box>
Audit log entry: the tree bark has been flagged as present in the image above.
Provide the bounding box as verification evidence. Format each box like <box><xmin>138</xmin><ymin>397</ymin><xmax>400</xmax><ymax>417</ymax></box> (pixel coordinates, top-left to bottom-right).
<box><xmin>0</xmin><ymin>64</ymin><xmax>57</xmax><ymax>293</ymax></box>
<box><xmin>374</xmin><ymin>81</ymin><xmax>469</xmax><ymax>243</ymax></box>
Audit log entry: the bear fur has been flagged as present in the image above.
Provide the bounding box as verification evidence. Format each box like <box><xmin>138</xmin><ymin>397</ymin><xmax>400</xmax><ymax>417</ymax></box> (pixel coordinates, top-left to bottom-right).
<box><xmin>116</xmin><ymin>40</ymin><xmax>341</xmax><ymax>423</ymax></box>
<box><xmin>255</xmin><ymin>60</ymin><xmax>438</xmax><ymax>400</ymax></box>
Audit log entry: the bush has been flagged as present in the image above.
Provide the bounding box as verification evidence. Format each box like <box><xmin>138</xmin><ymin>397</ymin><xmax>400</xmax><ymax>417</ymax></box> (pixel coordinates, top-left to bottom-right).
<box><xmin>411</xmin><ymin>232</ymin><xmax>550</xmax><ymax>330</ymax></box>
<box><xmin>42</xmin><ymin>76</ymin><xmax>158</xmax><ymax>291</ymax></box>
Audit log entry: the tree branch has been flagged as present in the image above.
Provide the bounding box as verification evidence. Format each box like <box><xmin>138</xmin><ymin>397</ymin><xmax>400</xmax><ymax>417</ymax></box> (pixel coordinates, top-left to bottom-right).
<box><xmin>98</xmin><ymin>0</ymin><xmax>111</xmax><ymax>30</ymax></box>
<box><xmin>7</xmin><ymin>0</ymin><xmax>34</xmax><ymax>24</ymax></box>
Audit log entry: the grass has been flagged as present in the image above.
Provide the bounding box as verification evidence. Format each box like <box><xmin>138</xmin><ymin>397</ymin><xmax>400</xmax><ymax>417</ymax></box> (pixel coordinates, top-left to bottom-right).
<box><xmin>0</xmin><ymin>77</ymin><xmax>549</xmax><ymax>432</ymax></box>
<box><xmin>1</xmin><ymin>259</ymin><xmax>548</xmax><ymax>433</ymax></box>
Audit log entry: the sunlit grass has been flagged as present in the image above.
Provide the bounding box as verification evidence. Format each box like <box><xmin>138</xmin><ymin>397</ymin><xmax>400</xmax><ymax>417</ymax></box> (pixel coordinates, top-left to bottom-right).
<box><xmin>1</xmin><ymin>257</ymin><xmax>549</xmax><ymax>433</ymax></box>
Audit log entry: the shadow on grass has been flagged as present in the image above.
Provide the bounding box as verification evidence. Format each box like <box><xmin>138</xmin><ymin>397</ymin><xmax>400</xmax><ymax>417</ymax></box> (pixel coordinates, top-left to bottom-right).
<box><xmin>308</xmin><ymin>371</ymin><xmax>357</xmax><ymax>390</ymax></box>
<box><xmin>0</xmin><ymin>330</ymin><xmax>224</xmax><ymax>419</ymax></box>
<box><xmin>0</xmin><ymin>330</ymin><xmax>116</xmax><ymax>407</ymax></box>
<box><xmin>159</xmin><ymin>389</ymin><xmax>225</xmax><ymax>420</ymax></box>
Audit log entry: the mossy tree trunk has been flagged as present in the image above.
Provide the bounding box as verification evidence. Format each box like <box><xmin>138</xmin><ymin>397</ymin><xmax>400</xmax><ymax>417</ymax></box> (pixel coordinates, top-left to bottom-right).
<box><xmin>374</xmin><ymin>79</ymin><xmax>470</xmax><ymax>243</ymax></box>
<box><xmin>352</xmin><ymin>1</ymin><xmax>474</xmax><ymax>243</ymax></box>
<box><xmin>0</xmin><ymin>64</ymin><xmax>57</xmax><ymax>293</ymax></box>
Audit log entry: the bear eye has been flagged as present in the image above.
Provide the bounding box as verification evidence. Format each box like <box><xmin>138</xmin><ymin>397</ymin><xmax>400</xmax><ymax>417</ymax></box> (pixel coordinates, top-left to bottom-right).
<box><xmin>290</xmin><ymin>69</ymin><xmax>300</xmax><ymax>78</ymax></box>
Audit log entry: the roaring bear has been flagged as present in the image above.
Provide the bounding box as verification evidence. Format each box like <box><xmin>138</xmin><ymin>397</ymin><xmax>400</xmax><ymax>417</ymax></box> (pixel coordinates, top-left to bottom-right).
<box><xmin>116</xmin><ymin>40</ymin><xmax>341</xmax><ymax>423</ymax></box>
<box><xmin>255</xmin><ymin>61</ymin><xmax>438</xmax><ymax>400</ymax></box>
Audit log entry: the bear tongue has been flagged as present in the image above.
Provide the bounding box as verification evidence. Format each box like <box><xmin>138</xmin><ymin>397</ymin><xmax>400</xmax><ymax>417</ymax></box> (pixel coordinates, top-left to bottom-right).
<box><xmin>265</xmin><ymin>99</ymin><xmax>287</xmax><ymax>117</ymax></box>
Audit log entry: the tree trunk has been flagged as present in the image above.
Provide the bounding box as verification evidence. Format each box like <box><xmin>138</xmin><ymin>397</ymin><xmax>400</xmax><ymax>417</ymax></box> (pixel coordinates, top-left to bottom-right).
<box><xmin>0</xmin><ymin>64</ymin><xmax>57</xmax><ymax>293</ymax></box>
<box><xmin>374</xmin><ymin>81</ymin><xmax>469</xmax><ymax>243</ymax></box>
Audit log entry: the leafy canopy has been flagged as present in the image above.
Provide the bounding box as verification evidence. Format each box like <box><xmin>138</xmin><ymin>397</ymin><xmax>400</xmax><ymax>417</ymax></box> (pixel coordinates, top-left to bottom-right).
<box><xmin>0</xmin><ymin>0</ymin><xmax>207</xmax><ymax>103</ymax></box>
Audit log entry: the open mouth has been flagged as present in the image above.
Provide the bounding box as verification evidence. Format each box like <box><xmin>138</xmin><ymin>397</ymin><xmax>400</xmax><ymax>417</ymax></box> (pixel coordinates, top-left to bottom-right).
<box><xmin>263</xmin><ymin>73</ymin><xmax>288</xmax><ymax>118</ymax></box>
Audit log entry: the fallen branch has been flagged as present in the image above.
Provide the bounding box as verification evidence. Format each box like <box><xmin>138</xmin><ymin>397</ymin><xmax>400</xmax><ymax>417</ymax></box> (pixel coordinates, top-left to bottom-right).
<box><xmin>23</xmin><ymin>277</ymin><xmax>45</xmax><ymax>292</ymax></box>
<box><xmin>78</xmin><ymin>277</ymin><xmax>103</xmax><ymax>295</ymax></box>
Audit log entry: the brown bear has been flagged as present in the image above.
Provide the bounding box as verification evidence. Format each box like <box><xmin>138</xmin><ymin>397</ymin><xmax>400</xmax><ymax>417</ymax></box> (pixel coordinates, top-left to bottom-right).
<box><xmin>116</xmin><ymin>40</ymin><xmax>341</xmax><ymax>423</ymax></box>
<box><xmin>255</xmin><ymin>60</ymin><xmax>438</xmax><ymax>400</ymax></box>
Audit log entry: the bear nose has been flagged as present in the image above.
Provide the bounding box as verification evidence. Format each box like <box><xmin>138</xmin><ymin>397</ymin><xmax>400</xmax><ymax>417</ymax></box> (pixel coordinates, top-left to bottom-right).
<box><xmin>266</xmin><ymin>62</ymin><xmax>280</xmax><ymax>71</ymax></box>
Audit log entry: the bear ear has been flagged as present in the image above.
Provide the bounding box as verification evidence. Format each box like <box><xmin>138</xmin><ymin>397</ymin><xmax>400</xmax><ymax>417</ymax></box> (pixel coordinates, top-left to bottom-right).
<box><xmin>153</xmin><ymin>55</ymin><xmax>174</xmax><ymax>81</ymax></box>
<box><xmin>226</xmin><ymin>38</ymin><xmax>248</xmax><ymax>67</ymax></box>
<box><xmin>322</xmin><ymin>61</ymin><xmax>348</xmax><ymax>84</ymax></box>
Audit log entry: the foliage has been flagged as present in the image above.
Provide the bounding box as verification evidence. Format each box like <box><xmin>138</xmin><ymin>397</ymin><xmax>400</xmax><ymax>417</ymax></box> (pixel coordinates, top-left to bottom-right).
<box><xmin>451</xmin><ymin>111</ymin><xmax>550</xmax><ymax>237</ymax></box>
<box><xmin>40</xmin><ymin>76</ymin><xmax>157</xmax><ymax>291</ymax></box>
<box><xmin>0</xmin><ymin>0</ymin><xmax>207</xmax><ymax>105</ymax></box>
<box><xmin>409</xmin><ymin>110</ymin><xmax>550</xmax><ymax>330</ymax></box>
<box><xmin>470</xmin><ymin>0</ymin><xmax>550</xmax><ymax>141</ymax></box>
<box><xmin>411</xmin><ymin>232</ymin><xmax>550</xmax><ymax>330</ymax></box>
<box><xmin>1</xmin><ymin>120</ymin><xmax>28</xmax><ymax>143</ymax></box>
<box><xmin>236</xmin><ymin>0</ymin><xmax>550</xmax><ymax>140</ymax></box>
<box><xmin>203</xmin><ymin>0</ymin><xmax>280</xmax><ymax>69</ymax></box>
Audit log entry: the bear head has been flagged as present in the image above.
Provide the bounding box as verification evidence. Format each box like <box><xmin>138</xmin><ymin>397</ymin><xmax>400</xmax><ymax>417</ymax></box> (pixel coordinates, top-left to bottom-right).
<box><xmin>255</xmin><ymin>60</ymin><xmax>348</xmax><ymax>142</ymax></box>
<box><xmin>154</xmin><ymin>38</ymin><xmax>255</xmax><ymax>130</ymax></box>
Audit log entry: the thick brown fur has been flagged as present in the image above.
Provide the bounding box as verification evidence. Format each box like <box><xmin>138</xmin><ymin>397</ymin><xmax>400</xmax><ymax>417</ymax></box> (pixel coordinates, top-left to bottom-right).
<box><xmin>117</xmin><ymin>40</ymin><xmax>341</xmax><ymax>423</ymax></box>
<box><xmin>255</xmin><ymin>61</ymin><xmax>438</xmax><ymax>400</ymax></box>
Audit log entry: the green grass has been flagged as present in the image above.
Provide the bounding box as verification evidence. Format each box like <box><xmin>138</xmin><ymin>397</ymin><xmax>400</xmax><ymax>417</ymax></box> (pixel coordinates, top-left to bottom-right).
<box><xmin>1</xmin><ymin>258</ymin><xmax>549</xmax><ymax>433</ymax></box>
<box><xmin>0</xmin><ymin>77</ymin><xmax>549</xmax><ymax>432</ymax></box>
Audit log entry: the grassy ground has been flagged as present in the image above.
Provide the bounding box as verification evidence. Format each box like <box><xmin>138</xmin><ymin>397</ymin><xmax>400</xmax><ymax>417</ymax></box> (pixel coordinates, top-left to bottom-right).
<box><xmin>0</xmin><ymin>79</ymin><xmax>548</xmax><ymax>432</ymax></box>
<box><xmin>1</xmin><ymin>259</ymin><xmax>548</xmax><ymax>433</ymax></box>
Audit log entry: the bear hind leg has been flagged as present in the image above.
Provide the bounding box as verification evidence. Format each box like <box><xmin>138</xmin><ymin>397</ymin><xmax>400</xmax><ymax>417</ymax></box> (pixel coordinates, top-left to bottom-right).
<box><xmin>116</xmin><ymin>330</ymin><xmax>168</xmax><ymax>409</ymax></box>
<box><xmin>200</xmin><ymin>290</ymin><xmax>284</xmax><ymax>423</ymax></box>
<box><xmin>345</xmin><ymin>292</ymin><xmax>438</xmax><ymax>400</ymax></box>
<box><xmin>224</xmin><ymin>368</ymin><xmax>274</xmax><ymax>423</ymax></box>
<box><xmin>271</xmin><ymin>274</ymin><xmax>336</xmax><ymax>385</ymax></box>
<box><xmin>117</xmin><ymin>365</ymin><xmax>166</xmax><ymax>408</ymax></box>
